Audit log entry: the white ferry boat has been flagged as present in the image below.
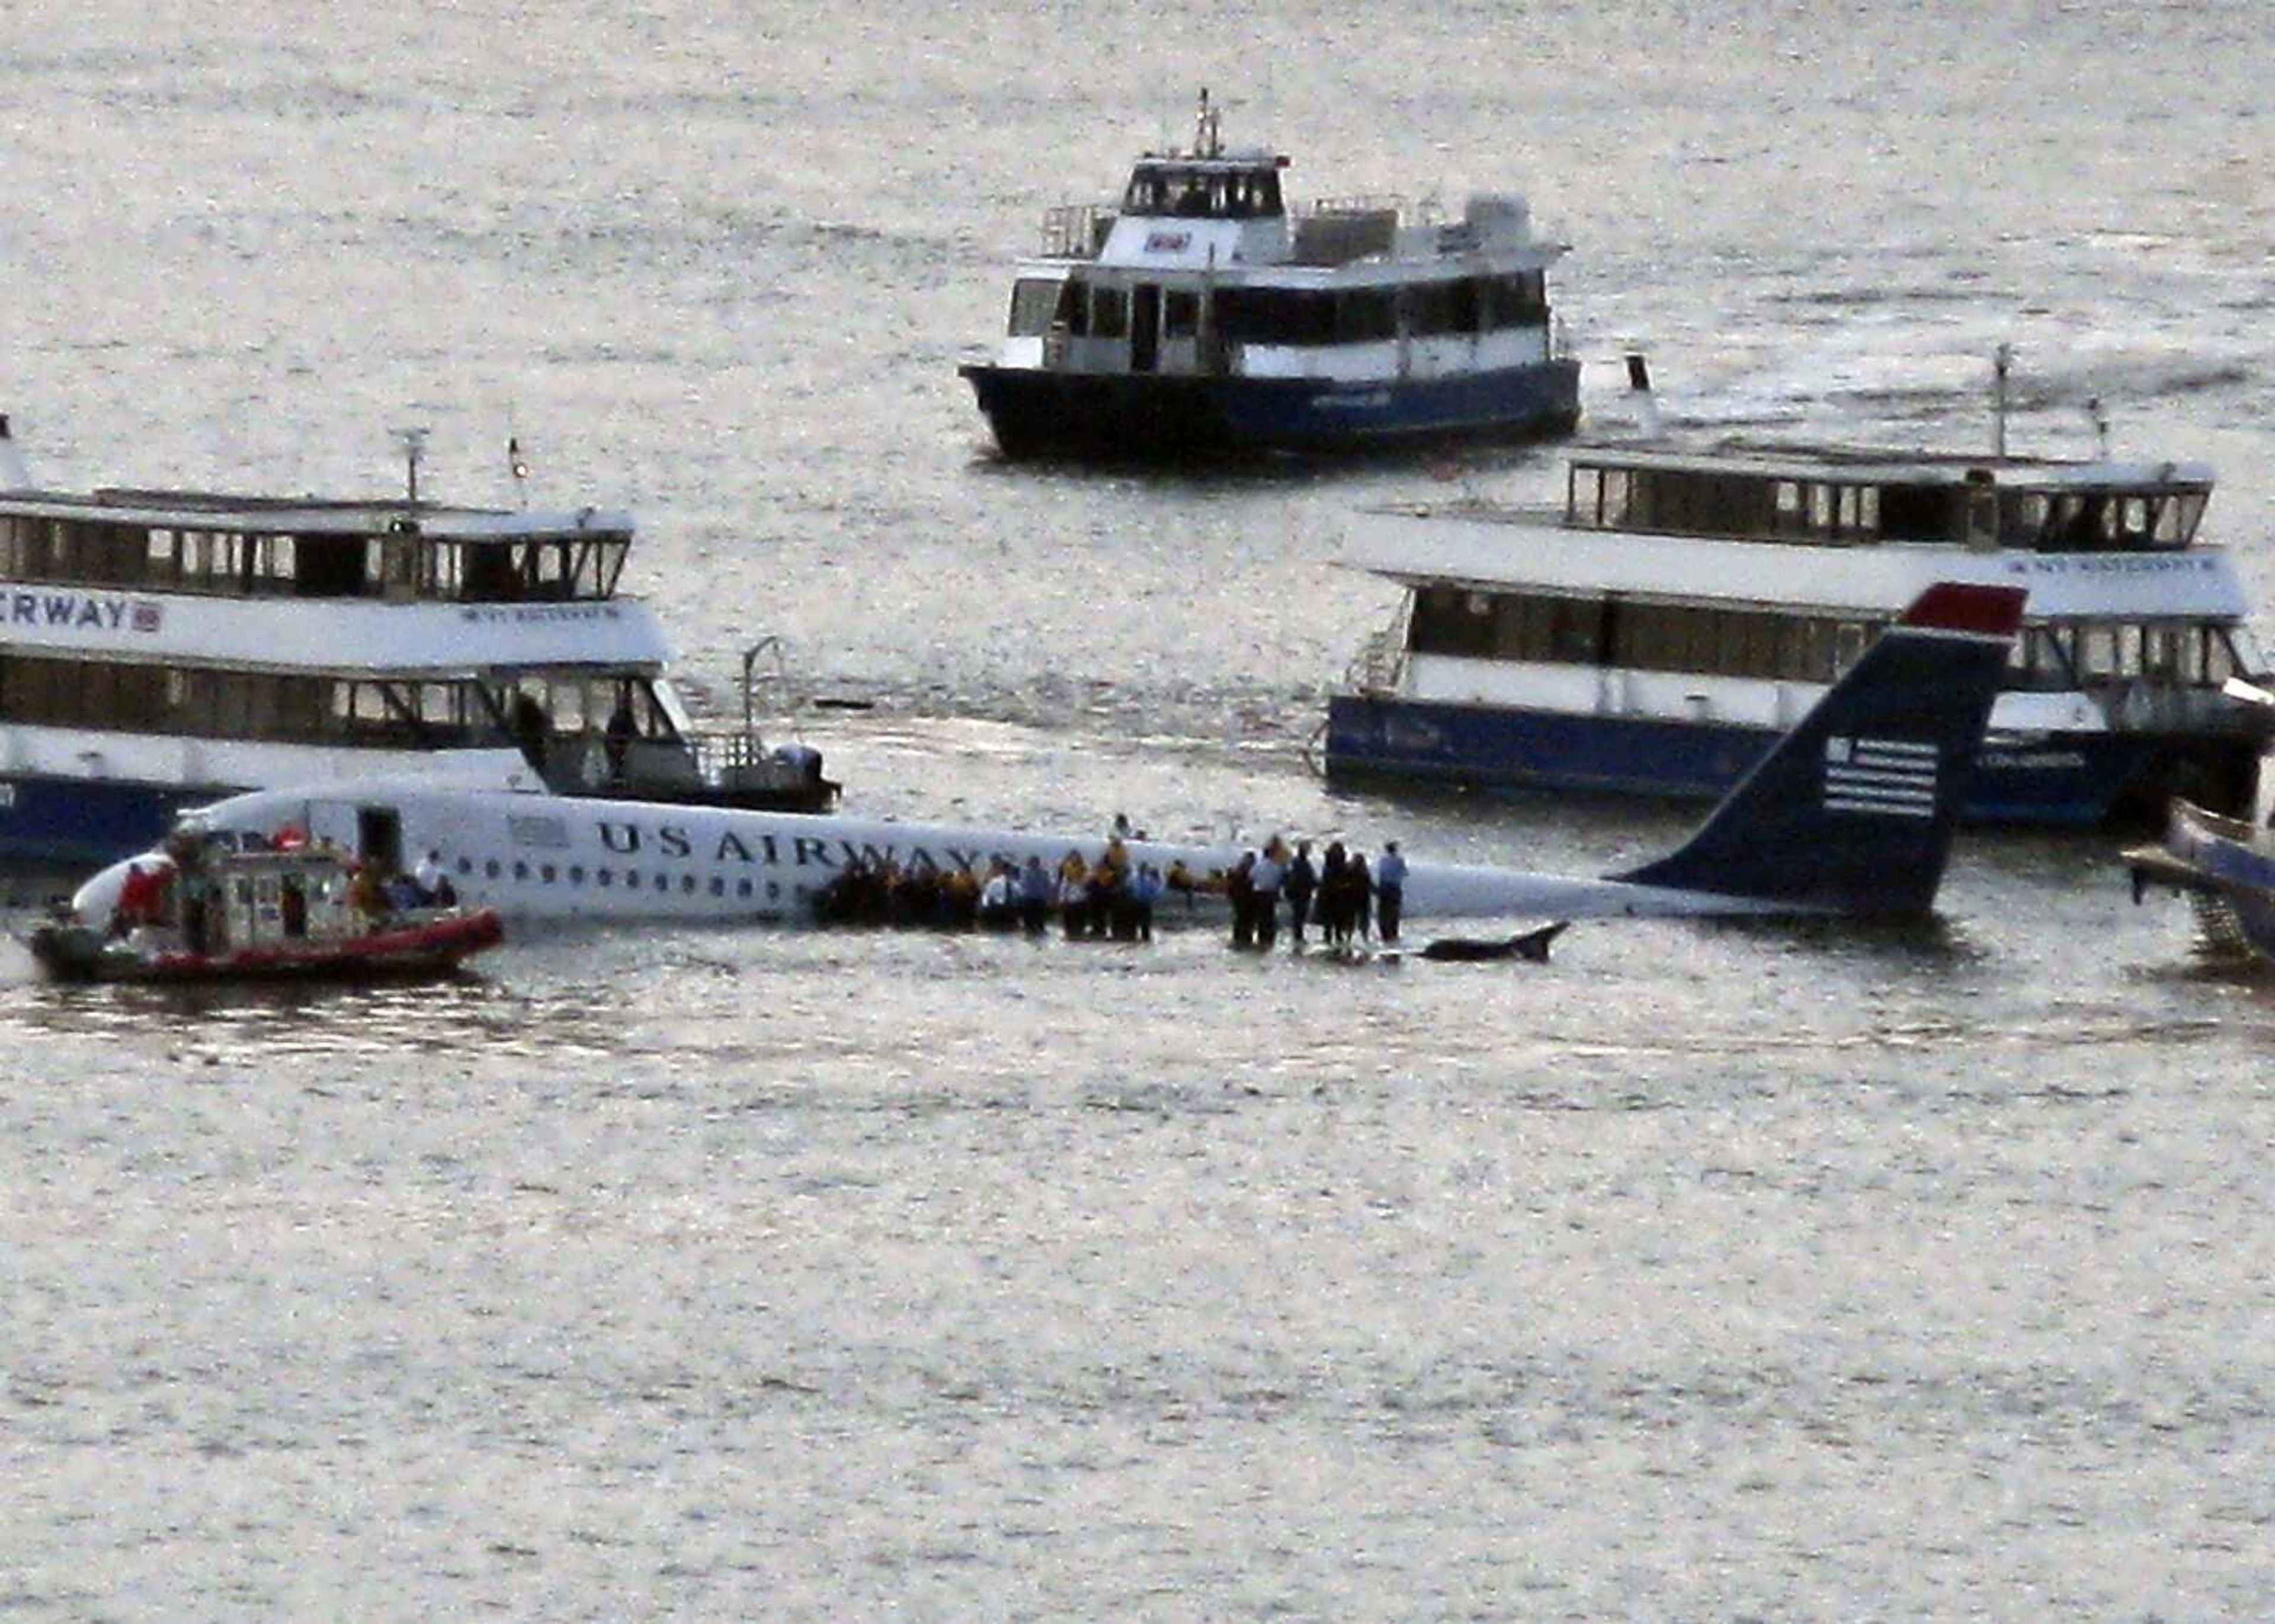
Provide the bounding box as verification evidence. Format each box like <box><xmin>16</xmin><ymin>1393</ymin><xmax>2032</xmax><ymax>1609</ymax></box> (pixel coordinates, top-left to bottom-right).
<box><xmin>1325</xmin><ymin>441</ymin><xmax>2270</xmax><ymax>827</ymax></box>
<box><xmin>959</xmin><ymin>91</ymin><xmax>1579</xmax><ymax>459</ymax></box>
<box><xmin>0</xmin><ymin>419</ymin><xmax>834</xmax><ymax>865</ymax></box>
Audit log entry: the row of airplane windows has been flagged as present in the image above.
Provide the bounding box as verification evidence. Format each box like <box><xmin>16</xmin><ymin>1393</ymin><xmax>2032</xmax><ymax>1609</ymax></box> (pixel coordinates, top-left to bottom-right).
<box><xmin>447</xmin><ymin>851</ymin><xmax>803</xmax><ymax>907</ymax></box>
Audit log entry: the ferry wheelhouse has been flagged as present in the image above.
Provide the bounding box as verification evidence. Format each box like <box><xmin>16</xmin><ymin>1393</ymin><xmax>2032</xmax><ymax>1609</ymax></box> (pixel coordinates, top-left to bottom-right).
<box><xmin>1325</xmin><ymin>444</ymin><xmax>2270</xmax><ymax>827</ymax></box>
<box><xmin>0</xmin><ymin>425</ymin><xmax>834</xmax><ymax>864</ymax></box>
<box><xmin>959</xmin><ymin>92</ymin><xmax>1579</xmax><ymax>459</ymax></box>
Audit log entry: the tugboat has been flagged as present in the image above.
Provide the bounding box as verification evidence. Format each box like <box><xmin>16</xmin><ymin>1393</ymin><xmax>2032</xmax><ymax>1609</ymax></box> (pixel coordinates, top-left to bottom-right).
<box><xmin>959</xmin><ymin>91</ymin><xmax>1579</xmax><ymax>459</ymax></box>
<box><xmin>27</xmin><ymin>829</ymin><xmax>502</xmax><ymax>984</ymax></box>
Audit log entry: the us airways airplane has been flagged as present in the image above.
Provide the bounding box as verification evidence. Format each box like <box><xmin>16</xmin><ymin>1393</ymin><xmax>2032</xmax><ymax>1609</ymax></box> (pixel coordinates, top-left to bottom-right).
<box><xmin>66</xmin><ymin>584</ymin><xmax>2024</xmax><ymax>934</ymax></box>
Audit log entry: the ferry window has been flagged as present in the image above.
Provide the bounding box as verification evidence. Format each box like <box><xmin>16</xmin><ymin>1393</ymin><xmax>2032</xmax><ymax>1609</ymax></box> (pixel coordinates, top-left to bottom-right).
<box><xmin>2052</xmin><ymin>495</ymin><xmax>2112</xmax><ymax>549</ymax></box>
<box><xmin>2074</xmin><ymin>623</ymin><xmax>2120</xmax><ymax>682</ymax></box>
<box><xmin>512</xmin><ymin>861</ymin><xmax>530</xmax><ymax>880</ymax></box>
<box><xmin>2005</xmin><ymin>628</ymin><xmax>2072</xmax><ymax>692</ymax></box>
<box><xmin>486</xmin><ymin>860</ymin><xmax>502</xmax><ymax>879</ymax></box>
<box><xmin>1406</xmin><ymin>283</ymin><xmax>1469</xmax><ymax>338</ymax></box>
<box><xmin>2167</xmin><ymin>493</ymin><xmax>2206</xmax><ymax>547</ymax></box>
<box><xmin>1832</xmin><ymin>621</ymin><xmax>1869</xmax><ymax>676</ymax></box>
<box><xmin>655</xmin><ymin>873</ymin><xmax>670</xmax><ymax>893</ymax></box>
<box><xmin>1598</xmin><ymin>470</ymin><xmax>1630</xmax><ymax>527</ymax></box>
<box><xmin>535</xmin><ymin>542</ymin><xmax>577</xmax><ymax>600</ymax></box>
<box><xmin>1091</xmin><ymin>286</ymin><xmax>1129</xmax><ymax>339</ymax></box>
<box><xmin>1334</xmin><ymin>290</ymin><xmax>1395</xmax><ymax>343</ymax></box>
<box><xmin>737</xmin><ymin>878</ymin><xmax>754</xmax><ymax>898</ymax></box>
<box><xmin>1063</xmin><ymin>281</ymin><xmax>1092</xmax><ymax>337</ymax></box>
<box><xmin>1007</xmin><ymin>278</ymin><xmax>1063</xmax><ymax>337</ymax></box>
<box><xmin>1482</xmin><ymin>273</ymin><xmax>1543</xmax><ymax>330</ymax></box>
<box><xmin>1878</xmin><ymin>484</ymin><xmax>1957</xmax><ymax>542</ymax></box>
<box><xmin>2211</xmin><ymin>628</ymin><xmax>2254</xmax><ymax>686</ymax></box>
<box><xmin>2141</xmin><ymin>625</ymin><xmax>2192</xmax><ymax>683</ymax></box>
<box><xmin>2119</xmin><ymin>498</ymin><xmax>2152</xmax><ymax>547</ymax></box>
<box><xmin>457</xmin><ymin>858</ymin><xmax>475</xmax><ymax>876</ymax></box>
<box><xmin>1548</xmin><ymin>598</ymin><xmax>1604</xmax><ymax>665</ymax></box>
<box><xmin>1773</xmin><ymin>482</ymin><xmax>1804</xmax><ymax>534</ymax></box>
<box><xmin>1774</xmin><ymin>618</ymin><xmax>1825</xmax><ymax>683</ymax></box>
<box><xmin>541</xmin><ymin>864</ymin><xmax>556</xmax><ymax>883</ymax></box>
<box><xmin>463</xmin><ymin>542</ymin><xmax>517</xmax><ymax>599</ymax></box>
<box><xmin>296</xmin><ymin>533</ymin><xmax>364</xmax><ymax>596</ymax></box>
<box><xmin>598</xmin><ymin>869</ymin><xmax>613</xmax><ymax>887</ymax></box>
<box><xmin>1410</xmin><ymin>586</ymin><xmax>1487</xmax><ymax>657</ymax></box>
<box><xmin>569</xmin><ymin>864</ymin><xmax>585</xmax><ymax>883</ymax></box>
<box><xmin>261</xmin><ymin>534</ymin><xmax>296</xmax><ymax>590</ymax></box>
<box><xmin>709</xmin><ymin>876</ymin><xmax>726</xmax><ymax>898</ymax></box>
<box><xmin>1217</xmin><ymin>288</ymin><xmax>1334</xmax><ymax>347</ymax></box>
<box><xmin>1161</xmin><ymin>290</ymin><xmax>1199</xmax><ymax>339</ymax></box>
<box><xmin>2003</xmin><ymin>492</ymin><xmax>2050</xmax><ymax>547</ymax></box>
<box><xmin>625</xmin><ymin>869</ymin><xmax>640</xmax><ymax>888</ymax></box>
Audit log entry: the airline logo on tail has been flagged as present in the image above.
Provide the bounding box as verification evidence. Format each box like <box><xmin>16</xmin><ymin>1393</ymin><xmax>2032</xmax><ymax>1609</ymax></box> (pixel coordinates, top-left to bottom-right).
<box><xmin>1823</xmin><ymin>735</ymin><xmax>1940</xmax><ymax>820</ymax></box>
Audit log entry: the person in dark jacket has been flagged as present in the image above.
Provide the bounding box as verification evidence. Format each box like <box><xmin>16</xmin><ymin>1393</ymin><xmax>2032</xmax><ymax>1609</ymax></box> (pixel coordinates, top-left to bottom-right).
<box><xmin>1282</xmin><ymin>840</ymin><xmax>1318</xmax><ymax>945</ymax></box>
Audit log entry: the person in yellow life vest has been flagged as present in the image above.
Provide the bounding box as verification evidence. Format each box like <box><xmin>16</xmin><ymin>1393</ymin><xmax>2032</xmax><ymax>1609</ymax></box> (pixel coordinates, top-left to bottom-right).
<box><xmin>1057</xmin><ymin>849</ymin><xmax>1090</xmax><ymax>938</ymax></box>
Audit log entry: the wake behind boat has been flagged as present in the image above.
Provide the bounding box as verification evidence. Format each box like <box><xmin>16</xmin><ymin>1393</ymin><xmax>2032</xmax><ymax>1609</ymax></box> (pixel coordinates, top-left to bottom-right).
<box><xmin>959</xmin><ymin>91</ymin><xmax>1579</xmax><ymax>460</ymax></box>
<box><xmin>84</xmin><ymin>584</ymin><xmax>2026</xmax><ymax>940</ymax></box>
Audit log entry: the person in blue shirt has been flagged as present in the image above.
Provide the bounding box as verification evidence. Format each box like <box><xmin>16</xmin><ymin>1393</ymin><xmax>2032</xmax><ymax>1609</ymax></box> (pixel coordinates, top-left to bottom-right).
<box><xmin>1375</xmin><ymin>841</ymin><xmax>1409</xmax><ymax>943</ymax></box>
<box><xmin>1129</xmin><ymin>863</ymin><xmax>1164</xmax><ymax>941</ymax></box>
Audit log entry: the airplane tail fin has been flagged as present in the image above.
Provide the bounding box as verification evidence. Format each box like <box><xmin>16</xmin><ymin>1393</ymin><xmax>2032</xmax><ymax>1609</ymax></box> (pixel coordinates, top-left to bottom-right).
<box><xmin>1612</xmin><ymin>583</ymin><xmax>2027</xmax><ymax>917</ymax></box>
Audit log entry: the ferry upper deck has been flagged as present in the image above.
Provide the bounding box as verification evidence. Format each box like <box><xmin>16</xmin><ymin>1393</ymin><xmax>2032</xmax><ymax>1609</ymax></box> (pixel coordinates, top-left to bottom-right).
<box><xmin>0</xmin><ymin>486</ymin><xmax>635</xmax><ymax>604</ymax></box>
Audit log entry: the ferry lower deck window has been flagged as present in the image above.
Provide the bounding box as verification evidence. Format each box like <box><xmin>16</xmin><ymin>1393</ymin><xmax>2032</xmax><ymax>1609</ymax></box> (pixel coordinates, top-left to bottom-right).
<box><xmin>1335</xmin><ymin>289</ymin><xmax>1396</xmax><ymax>343</ymax></box>
<box><xmin>737</xmin><ymin>879</ymin><xmax>754</xmax><ymax>899</ymax></box>
<box><xmin>1007</xmin><ymin>278</ymin><xmax>1062</xmax><ymax>337</ymax></box>
<box><xmin>1162</xmin><ymin>290</ymin><xmax>1199</xmax><ymax>339</ymax></box>
<box><xmin>1090</xmin><ymin>286</ymin><xmax>1129</xmax><ymax>339</ymax></box>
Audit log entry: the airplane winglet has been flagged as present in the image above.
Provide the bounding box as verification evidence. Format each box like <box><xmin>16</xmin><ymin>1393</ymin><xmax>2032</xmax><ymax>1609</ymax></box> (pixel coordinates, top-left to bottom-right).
<box><xmin>1900</xmin><ymin>582</ymin><xmax>2027</xmax><ymax>636</ymax></box>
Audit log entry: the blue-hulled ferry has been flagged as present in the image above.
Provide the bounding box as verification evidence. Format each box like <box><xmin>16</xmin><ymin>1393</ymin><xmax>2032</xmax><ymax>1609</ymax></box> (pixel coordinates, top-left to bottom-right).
<box><xmin>0</xmin><ymin>418</ymin><xmax>834</xmax><ymax>866</ymax></box>
<box><xmin>1325</xmin><ymin>440</ymin><xmax>2271</xmax><ymax>828</ymax></box>
<box><xmin>959</xmin><ymin>92</ymin><xmax>1579</xmax><ymax>459</ymax></box>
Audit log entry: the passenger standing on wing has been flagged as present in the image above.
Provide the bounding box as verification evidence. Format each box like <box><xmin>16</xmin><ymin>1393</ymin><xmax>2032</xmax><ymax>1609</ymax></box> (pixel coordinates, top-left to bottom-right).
<box><xmin>1282</xmin><ymin>840</ymin><xmax>1317</xmax><ymax>945</ymax></box>
<box><xmin>1130</xmin><ymin>863</ymin><xmax>1162</xmax><ymax>941</ymax></box>
<box><xmin>1348</xmin><ymin>850</ymin><xmax>1375</xmax><ymax>943</ymax></box>
<box><xmin>1374</xmin><ymin>841</ymin><xmax>1408</xmax><ymax>944</ymax></box>
<box><xmin>1249</xmin><ymin>843</ymin><xmax>1284</xmax><ymax>950</ymax></box>
<box><xmin>1316</xmin><ymin>842</ymin><xmax>1350</xmax><ymax>946</ymax></box>
<box><xmin>1018</xmin><ymin>856</ymin><xmax>1053</xmax><ymax>935</ymax></box>
<box><xmin>1058</xmin><ymin>850</ymin><xmax>1091</xmax><ymax>939</ymax></box>
<box><xmin>1226</xmin><ymin>851</ymin><xmax>1258</xmax><ymax>947</ymax></box>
